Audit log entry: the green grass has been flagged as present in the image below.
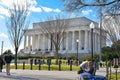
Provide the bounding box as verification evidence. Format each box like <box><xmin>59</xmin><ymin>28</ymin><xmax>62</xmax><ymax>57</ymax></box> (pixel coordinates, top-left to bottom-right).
<box><xmin>3</xmin><ymin>64</ymin><xmax>79</xmax><ymax>71</ymax></box>
<box><xmin>108</xmin><ymin>72</ymin><xmax>120</xmax><ymax>80</ymax></box>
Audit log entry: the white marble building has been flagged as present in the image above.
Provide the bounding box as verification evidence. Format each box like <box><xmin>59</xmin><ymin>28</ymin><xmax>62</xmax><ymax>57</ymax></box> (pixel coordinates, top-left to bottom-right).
<box><xmin>24</xmin><ymin>17</ymin><xmax>106</xmax><ymax>57</ymax></box>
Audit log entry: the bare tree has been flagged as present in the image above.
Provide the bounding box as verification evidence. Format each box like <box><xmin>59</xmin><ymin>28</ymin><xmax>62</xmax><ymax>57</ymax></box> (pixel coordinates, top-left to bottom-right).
<box><xmin>62</xmin><ymin>0</ymin><xmax>120</xmax><ymax>61</ymax></box>
<box><xmin>103</xmin><ymin>14</ymin><xmax>120</xmax><ymax>56</ymax></box>
<box><xmin>62</xmin><ymin>0</ymin><xmax>120</xmax><ymax>15</ymax></box>
<box><xmin>39</xmin><ymin>15</ymin><xmax>69</xmax><ymax>63</ymax></box>
<box><xmin>6</xmin><ymin>0</ymin><xmax>30</xmax><ymax>69</ymax></box>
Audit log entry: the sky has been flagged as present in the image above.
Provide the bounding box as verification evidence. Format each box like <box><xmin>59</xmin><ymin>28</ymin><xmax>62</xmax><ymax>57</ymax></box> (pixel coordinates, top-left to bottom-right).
<box><xmin>0</xmin><ymin>0</ymin><xmax>98</xmax><ymax>54</ymax></box>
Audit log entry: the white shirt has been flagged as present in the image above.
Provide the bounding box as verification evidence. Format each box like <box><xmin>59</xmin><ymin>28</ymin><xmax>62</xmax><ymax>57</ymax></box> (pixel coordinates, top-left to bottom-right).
<box><xmin>80</xmin><ymin>61</ymin><xmax>88</xmax><ymax>70</ymax></box>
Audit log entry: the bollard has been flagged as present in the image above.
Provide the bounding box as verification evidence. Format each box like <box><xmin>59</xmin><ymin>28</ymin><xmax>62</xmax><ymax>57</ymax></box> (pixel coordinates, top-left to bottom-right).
<box><xmin>48</xmin><ymin>63</ymin><xmax>50</xmax><ymax>71</ymax></box>
<box><xmin>47</xmin><ymin>59</ymin><xmax>51</xmax><ymax>71</ymax></box>
<box><xmin>30</xmin><ymin>62</ymin><xmax>33</xmax><ymax>70</ymax></box>
<box><xmin>70</xmin><ymin>61</ymin><xmax>72</xmax><ymax>71</ymax></box>
<box><xmin>59</xmin><ymin>60</ymin><xmax>62</xmax><ymax>71</ymax></box>
<box><xmin>23</xmin><ymin>62</ymin><xmax>25</xmax><ymax>70</ymax></box>
<box><xmin>38</xmin><ymin>60</ymin><xmax>41</xmax><ymax>70</ymax></box>
<box><xmin>30</xmin><ymin>59</ymin><xmax>33</xmax><ymax>70</ymax></box>
<box><xmin>34</xmin><ymin>59</ymin><xmax>37</xmax><ymax>65</ymax></box>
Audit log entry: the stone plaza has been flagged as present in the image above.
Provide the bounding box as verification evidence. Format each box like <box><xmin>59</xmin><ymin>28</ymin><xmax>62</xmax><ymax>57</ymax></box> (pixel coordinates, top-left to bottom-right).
<box><xmin>0</xmin><ymin>68</ymin><xmax>107</xmax><ymax>80</ymax></box>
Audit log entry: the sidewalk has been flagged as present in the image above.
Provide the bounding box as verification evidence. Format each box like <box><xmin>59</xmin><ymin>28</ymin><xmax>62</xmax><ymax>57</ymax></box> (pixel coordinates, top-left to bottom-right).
<box><xmin>0</xmin><ymin>68</ymin><xmax>106</xmax><ymax>80</ymax></box>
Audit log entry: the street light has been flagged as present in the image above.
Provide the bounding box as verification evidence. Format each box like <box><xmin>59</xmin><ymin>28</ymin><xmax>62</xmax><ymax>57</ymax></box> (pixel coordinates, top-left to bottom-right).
<box><xmin>76</xmin><ymin>39</ymin><xmax>79</xmax><ymax>65</ymax></box>
<box><xmin>1</xmin><ymin>41</ymin><xmax>4</xmax><ymax>55</ymax></box>
<box><xmin>90</xmin><ymin>22</ymin><xmax>95</xmax><ymax>61</ymax></box>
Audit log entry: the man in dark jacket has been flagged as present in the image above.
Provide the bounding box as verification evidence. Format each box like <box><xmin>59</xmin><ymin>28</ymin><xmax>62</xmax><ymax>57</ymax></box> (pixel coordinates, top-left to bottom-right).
<box><xmin>4</xmin><ymin>50</ymin><xmax>12</xmax><ymax>75</ymax></box>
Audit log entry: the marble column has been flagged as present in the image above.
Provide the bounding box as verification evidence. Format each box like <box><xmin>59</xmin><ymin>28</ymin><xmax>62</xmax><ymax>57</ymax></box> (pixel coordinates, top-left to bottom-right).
<box><xmin>24</xmin><ymin>35</ymin><xmax>27</xmax><ymax>50</ymax></box>
<box><xmin>35</xmin><ymin>35</ymin><xmax>38</xmax><ymax>50</ymax></box>
<box><xmin>41</xmin><ymin>34</ymin><xmax>43</xmax><ymax>50</ymax></box>
<box><xmin>66</xmin><ymin>32</ymin><xmax>68</xmax><ymax>50</ymax></box>
<box><xmin>60</xmin><ymin>39</ymin><xmax>63</xmax><ymax>51</ymax></box>
<box><xmin>79</xmin><ymin>31</ymin><xmax>81</xmax><ymax>50</ymax></box>
<box><xmin>48</xmin><ymin>34</ymin><xmax>51</xmax><ymax>51</ymax></box>
<box><xmin>46</xmin><ymin>34</ymin><xmax>48</xmax><ymax>50</ymax></box>
<box><xmin>84</xmin><ymin>30</ymin><xmax>88</xmax><ymax>50</ymax></box>
<box><xmin>38</xmin><ymin>34</ymin><xmax>40</xmax><ymax>49</ymax></box>
<box><xmin>28</xmin><ymin>35</ymin><xmax>31</xmax><ymax>50</ymax></box>
<box><xmin>43</xmin><ymin>34</ymin><xmax>45</xmax><ymax>51</ymax></box>
<box><xmin>88</xmin><ymin>31</ymin><xmax>91</xmax><ymax>52</ymax></box>
<box><xmin>32</xmin><ymin>35</ymin><xmax>35</xmax><ymax>50</ymax></box>
<box><xmin>72</xmin><ymin>31</ymin><xmax>75</xmax><ymax>50</ymax></box>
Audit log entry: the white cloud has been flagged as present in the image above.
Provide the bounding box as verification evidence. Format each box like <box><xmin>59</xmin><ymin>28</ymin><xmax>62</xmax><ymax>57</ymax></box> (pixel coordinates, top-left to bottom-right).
<box><xmin>0</xmin><ymin>0</ymin><xmax>37</xmax><ymax>8</ymax></box>
<box><xmin>0</xmin><ymin>0</ymin><xmax>11</xmax><ymax>7</ymax></box>
<box><xmin>28</xmin><ymin>0</ymin><xmax>42</xmax><ymax>12</ymax></box>
<box><xmin>0</xmin><ymin>15</ymin><xmax>4</xmax><ymax>19</ymax></box>
<box><xmin>81</xmin><ymin>9</ymin><xmax>92</xmax><ymax>15</ymax></box>
<box><xmin>0</xmin><ymin>6</ymin><xmax>9</xmax><ymax>16</ymax></box>
<box><xmin>53</xmin><ymin>8</ymin><xmax>61</xmax><ymax>12</ymax></box>
<box><xmin>0</xmin><ymin>33</ymin><xmax>8</xmax><ymax>38</ymax></box>
<box><xmin>41</xmin><ymin>6</ymin><xmax>52</xmax><ymax>12</ymax></box>
<box><xmin>30</xmin><ymin>6</ymin><xmax>42</xmax><ymax>12</ymax></box>
<box><xmin>41</xmin><ymin>6</ymin><xmax>61</xmax><ymax>13</ymax></box>
<box><xmin>0</xmin><ymin>0</ymin><xmax>42</xmax><ymax>18</ymax></box>
<box><xmin>0</xmin><ymin>0</ymin><xmax>61</xmax><ymax>18</ymax></box>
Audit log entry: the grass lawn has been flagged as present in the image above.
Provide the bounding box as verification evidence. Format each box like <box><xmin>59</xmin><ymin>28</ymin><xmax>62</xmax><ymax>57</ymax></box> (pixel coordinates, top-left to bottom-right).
<box><xmin>3</xmin><ymin>64</ymin><xmax>79</xmax><ymax>71</ymax></box>
<box><xmin>108</xmin><ymin>72</ymin><xmax>120</xmax><ymax>80</ymax></box>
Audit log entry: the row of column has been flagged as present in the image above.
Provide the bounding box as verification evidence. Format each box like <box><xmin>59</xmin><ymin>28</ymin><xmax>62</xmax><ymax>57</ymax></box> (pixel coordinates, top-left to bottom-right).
<box><xmin>24</xmin><ymin>30</ymin><xmax>102</xmax><ymax>53</ymax></box>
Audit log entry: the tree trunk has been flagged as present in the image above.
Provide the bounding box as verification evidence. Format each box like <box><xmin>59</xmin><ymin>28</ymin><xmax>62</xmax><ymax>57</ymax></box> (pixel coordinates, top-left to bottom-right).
<box><xmin>15</xmin><ymin>47</ymin><xmax>18</xmax><ymax>69</ymax></box>
<box><xmin>55</xmin><ymin>47</ymin><xmax>59</xmax><ymax>64</ymax></box>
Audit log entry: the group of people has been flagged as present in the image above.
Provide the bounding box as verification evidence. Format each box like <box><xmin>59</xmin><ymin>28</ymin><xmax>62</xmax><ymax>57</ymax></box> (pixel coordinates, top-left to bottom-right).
<box><xmin>78</xmin><ymin>60</ymin><xmax>96</xmax><ymax>80</ymax></box>
<box><xmin>0</xmin><ymin>50</ymin><xmax>13</xmax><ymax>75</ymax></box>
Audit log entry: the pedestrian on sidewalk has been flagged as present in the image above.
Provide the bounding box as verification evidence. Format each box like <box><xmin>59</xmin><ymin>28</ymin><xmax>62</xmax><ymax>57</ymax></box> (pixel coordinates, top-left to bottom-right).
<box><xmin>0</xmin><ymin>56</ymin><xmax>4</xmax><ymax>72</ymax></box>
<box><xmin>4</xmin><ymin>50</ymin><xmax>13</xmax><ymax>75</ymax></box>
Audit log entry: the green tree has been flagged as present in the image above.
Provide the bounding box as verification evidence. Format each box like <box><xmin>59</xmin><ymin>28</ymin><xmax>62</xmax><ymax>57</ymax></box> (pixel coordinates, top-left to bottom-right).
<box><xmin>111</xmin><ymin>40</ymin><xmax>120</xmax><ymax>57</ymax></box>
<box><xmin>82</xmin><ymin>54</ymin><xmax>99</xmax><ymax>61</ymax></box>
<box><xmin>102</xmin><ymin>46</ymin><xmax>112</xmax><ymax>54</ymax></box>
<box><xmin>102</xmin><ymin>40</ymin><xmax>120</xmax><ymax>59</ymax></box>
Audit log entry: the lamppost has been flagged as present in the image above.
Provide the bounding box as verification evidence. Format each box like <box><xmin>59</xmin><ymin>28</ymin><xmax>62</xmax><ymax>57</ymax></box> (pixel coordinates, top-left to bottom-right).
<box><xmin>1</xmin><ymin>41</ymin><xmax>4</xmax><ymax>55</ymax></box>
<box><xmin>76</xmin><ymin>39</ymin><xmax>79</xmax><ymax>65</ymax></box>
<box><xmin>90</xmin><ymin>22</ymin><xmax>95</xmax><ymax>61</ymax></box>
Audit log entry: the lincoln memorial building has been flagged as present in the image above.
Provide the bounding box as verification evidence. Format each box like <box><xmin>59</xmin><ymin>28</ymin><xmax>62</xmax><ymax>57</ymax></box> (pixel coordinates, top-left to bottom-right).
<box><xmin>24</xmin><ymin>17</ymin><xmax>106</xmax><ymax>58</ymax></box>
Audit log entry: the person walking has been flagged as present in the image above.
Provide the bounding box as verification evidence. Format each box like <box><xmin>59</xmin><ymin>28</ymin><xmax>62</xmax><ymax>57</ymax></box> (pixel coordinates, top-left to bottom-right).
<box><xmin>0</xmin><ymin>56</ymin><xmax>4</xmax><ymax>72</ymax></box>
<box><xmin>4</xmin><ymin>50</ymin><xmax>13</xmax><ymax>75</ymax></box>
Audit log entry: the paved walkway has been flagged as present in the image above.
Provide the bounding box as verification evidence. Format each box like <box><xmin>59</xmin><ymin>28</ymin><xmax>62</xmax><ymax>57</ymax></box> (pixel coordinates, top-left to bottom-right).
<box><xmin>0</xmin><ymin>68</ymin><xmax>107</xmax><ymax>80</ymax></box>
